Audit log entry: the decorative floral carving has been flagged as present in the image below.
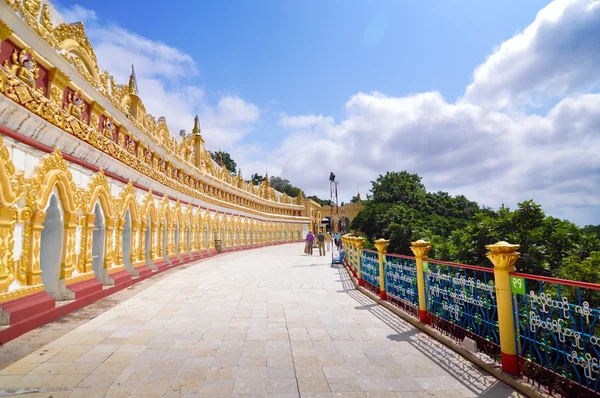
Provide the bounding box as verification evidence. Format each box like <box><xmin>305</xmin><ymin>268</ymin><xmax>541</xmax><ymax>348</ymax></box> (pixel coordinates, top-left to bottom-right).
<box><xmin>4</xmin><ymin>47</ymin><xmax>41</xmax><ymax>91</ymax></box>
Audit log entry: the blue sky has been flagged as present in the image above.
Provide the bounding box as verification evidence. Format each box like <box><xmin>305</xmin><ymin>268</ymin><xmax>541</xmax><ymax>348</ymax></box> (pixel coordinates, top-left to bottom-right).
<box><xmin>60</xmin><ymin>0</ymin><xmax>549</xmax><ymax>149</ymax></box>
<box><xmin>55</xmin><ymin>0</ymin><xmax>600</xmax><ymax>225</ymax></box>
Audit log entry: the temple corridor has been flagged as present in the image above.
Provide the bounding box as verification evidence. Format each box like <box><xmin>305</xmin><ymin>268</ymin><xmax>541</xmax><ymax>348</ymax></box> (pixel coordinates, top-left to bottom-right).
<box><xmin>0</xmin><ymin>244</ymin><xmax>521</xmax><ymax>397</ymax></box>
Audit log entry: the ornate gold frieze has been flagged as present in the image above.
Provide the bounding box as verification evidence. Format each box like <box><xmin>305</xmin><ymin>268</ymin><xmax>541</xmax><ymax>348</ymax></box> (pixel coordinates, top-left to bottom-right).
<box><xmin>0</xmin><ymin>3</ymin><xmax>305</xmax><ymax>219</ymax></box>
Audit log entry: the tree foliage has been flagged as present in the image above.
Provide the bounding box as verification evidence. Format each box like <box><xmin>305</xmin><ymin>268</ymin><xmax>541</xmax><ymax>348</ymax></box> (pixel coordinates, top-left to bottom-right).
<box><xmin>210</xmin><ymin>150</ymin><xmax>237</xmax><ymax>174</ymax></box>
<box><xmin>307</xmin><ymin>196</ymin><xmax>332</xmax><ymax>207</ymax></box>
<box><xmin>248</xmin><ymin>173</ymin><xmax>265</xmax><ymax>185</ymax></box>
<box><xmin>269</xmin><ymin>176</ymin><xmax>303</xmax><ymax>197</ymax></box>
<box><xmin>351</xmin><ymin>170</ymin><xmax>600</xmax><ymax>283</ymax></box>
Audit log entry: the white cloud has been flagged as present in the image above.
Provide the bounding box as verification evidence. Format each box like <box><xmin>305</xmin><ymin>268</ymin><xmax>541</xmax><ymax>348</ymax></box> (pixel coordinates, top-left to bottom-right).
<box><xmin>262</xmin><ymin>0</ymin><xmax>600</xmax><ymax>225</ymax></box>
<box><xmin>463</xmin><ymin>0</ymin><xmax>600</xmax><ymax>110</ymax></box>
<box><xmin>200</xmin><ymin>96</ymin><xmax>260</xmax><ymax>149</ymax></box>
<box><xmin>280</xmin><ymin>114</ymin><xmax>334</xmax><ymax>130</ymax></box>
<box><xmin>58</xmin><ymin>4</ymin><xmax>97</xmax><ymax>24</ymax></box>
<box><xmin>271</xmin><ymin>91</ymin><xmax>600</xmax><ymax>225</ymax></box>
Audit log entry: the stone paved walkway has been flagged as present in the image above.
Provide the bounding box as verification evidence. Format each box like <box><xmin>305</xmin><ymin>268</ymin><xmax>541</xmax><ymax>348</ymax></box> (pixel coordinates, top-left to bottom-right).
<box><xmin>0</xmin><ymin>244</ymin><xmax>522</xmax><ymax>397</ymax></box>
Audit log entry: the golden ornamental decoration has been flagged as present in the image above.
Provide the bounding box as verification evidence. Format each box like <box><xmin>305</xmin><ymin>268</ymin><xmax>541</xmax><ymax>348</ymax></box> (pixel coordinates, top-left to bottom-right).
<box><xmin>4</xmin><ymin>47</ymin><xmax>41</xmax><ymax>91</ymax></box>
<box><xmin>141</xmin><ymin>189</ymin><xmax>156</xmax><ymax>220</ymax></box>
<box><xmin>118</xmin><ymin>181</ymin><xmax>138</xmax><ymax>219</ymax></box>
<box><xmin>0</xmin><ymin>135</ymin><xmax>25</xmax><ymax>206</ymax></box>
<box><xmin>102</xmin><ymin>117</ymin><xmax>115</xmax><ymax>138</ymax></box>
<box><xmin>0</xmin><ymin>18</ymin><xmax>14</xmax><ymax>42</ymax></box>
<box><xmin>40</xmin><ymin>4</ymin><xmax>53</xmax><ymax>32</ymax></box>
<box><xmin>26</xmin><ymin>148</ymin><xmax>78</xmax><ymax>213</ymax></box>
<box><xmin>54</xmin><ymin>22</ymin><xmax>99</xmax><ymax>79</ymax></box>
<box><xmin>0</xmin><ymin>46</ymin><xmax>304</xmax><ymax>220</ymax></box>
<box><xmin>23</xmin><ymin>0</ymin><xmax>42</xmax><ymax>17</ymax></box>
<box><xmin>65</xmin><ymin>90</ymin><xmax>85</xmax><ymax>120</ymax></box>
<box><xmin>81</xmin><ymin>169</ymin><xmax>114</xmax><ymax>216</ymax></box>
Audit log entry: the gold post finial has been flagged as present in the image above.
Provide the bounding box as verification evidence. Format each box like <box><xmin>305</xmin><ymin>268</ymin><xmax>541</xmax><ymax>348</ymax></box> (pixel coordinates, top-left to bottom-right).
<box><xmin>374</xmin><ymin>238</ymin><xmax>389</xmax><ymax>254</ymax></box>
<box><xmin>410</xmin><ymin>239</ymin><xmax>431</xmax><ymax>259</ymax></box>
<box><xmin>485</xmin><ymin>241</ymin><xmax>520</xmax><ymax>272</ymax></box>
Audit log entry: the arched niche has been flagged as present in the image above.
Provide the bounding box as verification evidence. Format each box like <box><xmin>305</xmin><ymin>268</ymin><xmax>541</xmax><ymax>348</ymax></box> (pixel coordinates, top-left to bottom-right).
<box><xmin>144</xmin><ymin>208</ymin><xmax>156</xmax><ymax>269</ymax></box>
<box><xmin>92</xmin><ymin>201</ymin><xmax>109</xmax><ymax>284</ymax></box>
<box><xmin>122</xmin><ymin>208</ymin><xmax>133</xmax><ymax>274</ymax></box>
<box><xmin>187</xmin><ymin>218</ymin><xmax>191</xmax><ymax>257</ymax></box>
<box><xmin>27</xmin><ymin>149</ymin><xmax>77</xmax><ymax>299</ymax></box>
<box><xmin>40</xmin><ymin>191</ymin><xmax>64</xmax><ymax>299</ymax></box>
<box><xmin>162</xmin><ymin>215</ymin><xmax>170</xmax><ymax>264</ymax></box>
<box><xmin>175</xmin><ymin>219</ymin><xmax>180</xmax><ymax>258</ymax></box>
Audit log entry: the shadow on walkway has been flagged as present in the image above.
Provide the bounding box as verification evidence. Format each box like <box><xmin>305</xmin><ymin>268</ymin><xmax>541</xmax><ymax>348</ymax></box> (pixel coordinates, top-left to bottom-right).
<box><xmin>334</xmin><ymin>265</ymin><xmax>518</xmax><ymax>398</ymax></box>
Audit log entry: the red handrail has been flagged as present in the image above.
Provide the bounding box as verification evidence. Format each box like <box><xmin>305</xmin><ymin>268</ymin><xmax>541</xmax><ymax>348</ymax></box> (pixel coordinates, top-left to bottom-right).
<box><xmin>385</xmin><ymin>253</ymin><xmax>417</xmax><ymax>260</ymax></box>
<box><xmin>510</xmin><ymin>272</ymin><xmax>600</xmax><ymax>291</ymax></box>
<box><xmin>383</xmin><ymin>252</ymin><xmax>493</xmax><ymax>273</ymax></box>
<box><xmin>425</xmin><ymin>258</ymin><xmax>494</xmax><ymax>273</ymax></box>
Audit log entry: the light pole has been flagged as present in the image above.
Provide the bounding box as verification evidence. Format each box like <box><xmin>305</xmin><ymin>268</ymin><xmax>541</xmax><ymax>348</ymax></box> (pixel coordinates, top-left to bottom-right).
<box><xmin>329</xmin><ymin>172</ymin><xmax>340</xmax><ymax>262</ymax></box>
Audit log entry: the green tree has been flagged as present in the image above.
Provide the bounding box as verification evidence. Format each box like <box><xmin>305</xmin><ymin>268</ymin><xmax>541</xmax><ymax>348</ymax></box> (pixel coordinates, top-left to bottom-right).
<box><xmin>307</xmin><ymin>196</ymin><xmax>332</xmax><ymax>207</ymax></box>
<box><xmin>249</xmin><ymin>173</ymin><xmax>265</xmax><ymax>185</ymax></box>
<box><xmin>556</xmin><ymin>251</ymin><xmax>600</xmax><ymax>306</ymax></box>
<box><xmin>269</xmin><ymin>176</ymin><xmax>304</xmax><ymax>197</ymax></box>
<box><xmin>582</xmin><ymin>224</ymin><xmax>600</xmax><ymax>238</ymax></box>
<box><xmin>210</xmin><ymin>151</ymin><xmax>237</xmax><ymax>174</ymax></box>
<box><xmin>371</xmin><ymin>171</ymin><xmax>427</xmax><ymax>208</ymax></box>
<box><xmin>269</xmin><ymin>176</ymin><xmax>290</xmax><ymax>192</ymax></box>
<box><xmin>350</xmin><ymin>170</ymin><xmax>600</xmax><ymax>283</ymax></box>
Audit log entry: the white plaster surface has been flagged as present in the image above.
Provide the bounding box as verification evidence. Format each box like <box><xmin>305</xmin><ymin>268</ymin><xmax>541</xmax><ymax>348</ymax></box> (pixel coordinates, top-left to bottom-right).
<box><xmin>0</xmin><ymin>244</ymin><xmax>521</xmax><ymax>397</ymax></box>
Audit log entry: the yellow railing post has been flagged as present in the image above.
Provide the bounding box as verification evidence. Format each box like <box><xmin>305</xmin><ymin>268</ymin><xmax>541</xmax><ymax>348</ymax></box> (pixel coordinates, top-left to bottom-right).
<box><xmin>354</xmin><ymin>237</ymin><xmax>365</xmax><ymax>286</ymax></box>
<box><xmin>410</xmin><ymin>239</ymin><xmax>431</xmax><ymax>324</ymax></box>
<box><xmin>342</xmin><ymin>235</ymin><xmax>353</xmax><ymax>276</ymax></box>
<box><xmin>486</xmin><ymin>241</ymin><xmax>520</xmax><ymax>375</ymax></box>
<box><xmin>347</xmin><ymin>236</ymin><xmax>356</xmax><ymax>276</ymax></box>
<box><xmin>374</xmin><ymin>238</ymin><xmax>389</xmax><ymax>300</ymax></box>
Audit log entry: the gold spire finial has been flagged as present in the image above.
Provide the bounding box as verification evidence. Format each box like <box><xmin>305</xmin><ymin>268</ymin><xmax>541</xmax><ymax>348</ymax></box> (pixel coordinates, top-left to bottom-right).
<box><xmin>128</xmin><ymin>65</ymin><xmax>138</xmax><ymax>95</ymax></box>
<box><xmin>296</xmin><ymin>190</ymin><xmax>304</xmax><ymax>205</ymax></box>
<box><xmin>192</xmin><ymin>115</ymin><xmax>201</xmax><ymax>135</ymax></box>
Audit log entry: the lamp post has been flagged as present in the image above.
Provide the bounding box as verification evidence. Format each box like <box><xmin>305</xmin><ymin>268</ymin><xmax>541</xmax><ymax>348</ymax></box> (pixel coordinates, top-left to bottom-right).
<box><xmin>329</xmin><ymin>172</ymin><xmax>339</xmax><ymax>263</ymax></box>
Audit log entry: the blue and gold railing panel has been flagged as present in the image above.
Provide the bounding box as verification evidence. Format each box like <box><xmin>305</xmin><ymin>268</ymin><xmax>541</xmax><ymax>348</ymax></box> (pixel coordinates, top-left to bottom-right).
<box><xmin>511</xmin><ymin>273</ymin><xmax>600</xmax><ymax>395</ymax></box>
<box><xmin>426</xmin><ymin>260</ymin><xmax>500</xmax><ymax>358</ymax></box>
<box><xmin>346</xmin><ymin>242</ymin><xmax>352</xmax><ymax>270</ymax></box>
<box><xmin>384</xmin><ymin>254</ymin><xmax>419</xmax><ymax>317</ymax></box>
<box><xmin>360</xmin><ymin>250</ymin><xmax>380</xmax><ymax>293</ymax></box>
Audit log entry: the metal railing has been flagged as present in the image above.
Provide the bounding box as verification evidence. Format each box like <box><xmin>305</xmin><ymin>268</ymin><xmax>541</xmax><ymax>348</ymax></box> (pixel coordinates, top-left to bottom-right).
<box><xmin>511</xmin><ymin>272</ymin><xmax>600</xmax><ymax>396</ymax></box>
<box><xmin>339</xmin><ymin>235</ymin><xmax>600</xmax><ymax>397</ymax></box>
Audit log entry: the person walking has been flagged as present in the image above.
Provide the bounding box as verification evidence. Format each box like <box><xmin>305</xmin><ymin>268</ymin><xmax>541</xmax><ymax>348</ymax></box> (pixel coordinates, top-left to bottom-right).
<box><xmin>317</xmin><ymin>231</ymin><xmax>325</xmax><ymax>256</ymax></box>
<box><xmin>305</xmin><ymin>231</ymin><xmax>315</xmax><ymax>255</ymax></box>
